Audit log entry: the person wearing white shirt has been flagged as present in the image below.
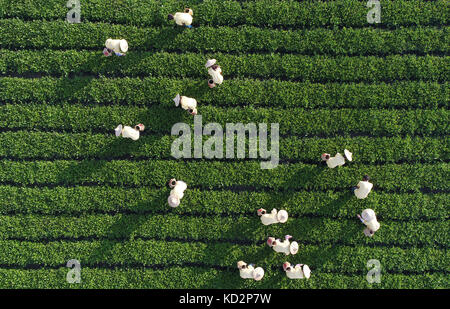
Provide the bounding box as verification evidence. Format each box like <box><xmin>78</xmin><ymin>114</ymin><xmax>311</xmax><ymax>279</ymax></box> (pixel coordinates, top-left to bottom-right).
<box><xmin>104</xmin><ymin>39</ymin><xmax>128</xmax><ymax>57</ymax></box>
<box><xmin>257</xmin><ymin>208</ymin><xmax>288</xmax><ymax>226</ymax></box>
<box><xmin>168</xmin><ymin>8</ymin><xmax>193</xmax><ymax>28</ymax></box>
<box><xmin>357</xmin><ymin>209</ymin><xmax>380</xmax><ymax>237</ymax></box>
<box><xmin>173</xmin><ymin>94</ymin><xmax>198</xmax><ymax>115</ymax></box>
<box><xmin>352</xmin><ymin>175</ymin><xmax>373</xmax><ymax>199</ymax></box>
<box><xmin>114</xmin><ymin>124</ymin><xmax>144</xmax><ymax>141</ymax></box>
<box><xmin>237</xmin><ymin>261</ymin><xmax>264</xmax><ymax>281</ymax></box>
<box><xmin>205</xmin><ymin>59</ymin><xmax>224</xmax><ymax>88</ymax></box>
<box><xmin>168</xmin><ymin>178</ymin><xmax>188</xmax><ymax>208</ymax></box>
<box><xmin>321</xmin><ymin>149</ymin><xmax>352</xmax><ymax>168</ymax></box>
<box><xmin>267</xmin><ymin>235</ymin><xmax>298</xmax><ymax>256</ymax></box>
<box><xmin>283</xmin><ymin>262</ymin><xmax>311</xmax><ymax>279</ymax></box>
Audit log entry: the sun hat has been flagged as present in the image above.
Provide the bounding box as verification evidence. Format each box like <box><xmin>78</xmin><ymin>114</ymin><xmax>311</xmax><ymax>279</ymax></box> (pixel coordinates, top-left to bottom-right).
<box><xmin>253</xmin><ymin>267</ymin><xmax>264</xmax><ymax>281</ymax></box>
<box><xmin>277</xmin><ymin>210</ymin><xmax>288</xmax><ymax>223</ymax></box>
<box><xmin>361</xmin><ymin>209</ymin><xmax>376</xmax><ymax>222</ymax></box>
<box><xmin>168</xmin><ymin>195</ymin><xmax>180</xmax><ymax>208</ymax></box>
<box><xmin>289</xmin><ymin>241</ymin><xmax>299</xmax><ymax>255</ymax></box>
<box><xmin>173</xmin><ymin>94</ymin><xmax>181</xmax><ymax>106</ymax></box>
<box><xmin>344</xmin><ymin>149</ymin><xmax>353</xmax><ymax>161</ymax></box>
<box><xmin>114</xmin><ymin>124</ymin><xmax>123</xmax><ymax>137</ymax></box>
<box><xmin>302</xmin><ymin>265</ymin><xmax>311</xmax><ymax>279</ymax></box>
<box><xmin>205</xmin><ymin>59</ymin><xmax>217</xmax><ymax>68</ymax></box>
<box><xmin>119</xmin><ymin>39</ymin><xmax>128</xmax><ymax>53</ymax></box>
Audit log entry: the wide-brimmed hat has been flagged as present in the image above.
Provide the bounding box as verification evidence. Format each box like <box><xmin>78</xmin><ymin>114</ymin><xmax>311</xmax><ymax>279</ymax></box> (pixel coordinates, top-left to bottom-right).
<box><xmin>302</xmin><ymin>265</ymin><xmax>311</xmax><ymax>279</ymax></box>
<box><xmin>168</xmin><ymin>195</ymin><xmax>180</xmax><ymax>208</ymax></box>
<box><xmin>277</xmin><ymin>210</ymin><xmax>288</xmax><ymax>223</ymax></box>
<box><xmin>362</xmin><ymin>209</ymin><xmax>376</xmax><ymax>222</ymax></box>
<box><xmin>114</xmin><ymin>124</ymin><xmax>123</xmax><ymax>137</ymax></box>
<box><xmin>289</xmin><ymin>241</ymin><xmax>299</xmax><ymax>255</ymax></box>
<box><xmin>344</xmin><ymin>149</ymin><xmax>353</xmax><ymax>161</ymax></box>
<box><xmin>173</xmin><ymin>94</ymin><xmax>181</xmax><ymax>106</ymax></box>
<box><xmin>253</xmin><ymin>267</ymin><xmax>264</xmax><ymax>281</ymax></box>
<box><xmin>119</xmin><ymin>39</ymin><xmax>128</xmax><ymax>53</ymax></box>
<box><xmin>205</xmin><ymin>59</ymin><xmax>217</xmax><ymax>68</ymax></box>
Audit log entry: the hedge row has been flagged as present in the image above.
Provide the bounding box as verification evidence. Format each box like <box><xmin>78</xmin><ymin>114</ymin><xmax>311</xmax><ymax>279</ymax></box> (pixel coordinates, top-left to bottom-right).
<box><xmin>0</xmin><ymin>240</ymin><xmax>447</xmax><ymax>273</ymax></box>
<box><xmin>1</xmin><ymin>186</ymin><xmax>448</xmax><ymax>220</ymax></box>
<box><xmin>1</xmin><ymin>77</ymin><xmax>448</xmax><ymax>109</ymax></box>
<box><xmin>0</xmin><ymin>214</ymin><xmax>447</xmax><ymax>246</ymax></box>
<box><xmin>0</xmin><ymin>267</ymin><xmax>447</xmax><ymax>289</ymax></box>
<box><xmin>0</xmin><ymin>160</ymin><xmax>447</xmax><ymax>191</ymax></box>
<box><xmin>1</xmin><ymin>50</ymin><xmax>449</xmax><ymax>82</ymax></box>
<box><xmin>0</xmin><ymin>132</ymin><xmax>447</xmax><ymax>164</ymax></box>
<box><xmin>0</xmin><ymin>104</ymin><xmax>448</xmax><ymax>136</ymax></box>
<box><xmin>1</xmin><ymin>19</ymin><xmax>449</xmax><ymax>57</ymax></box>
<box><xmin>0</xmin><ymin>0</ymin><xmax>447</xmax><ymax>28</ymax></box>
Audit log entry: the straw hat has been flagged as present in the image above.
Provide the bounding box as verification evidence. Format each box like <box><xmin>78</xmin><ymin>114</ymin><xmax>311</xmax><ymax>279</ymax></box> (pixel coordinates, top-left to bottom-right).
<box><xmin>277</xmin><ymin>210</ymin><xmax>288</xmax><ymax>223</ymax></box>
<box><xmin>119</xmin><ymin>39</ymin><xmax>128</xmax><ymax>53</ymax></box>
<box><xmin>361</xmin><ymin>209</ymin><xmax>376</xmax><ymax>222</ymax></box>
<box><xmin>168</xmin><ymin>195</ymin><xmax>180</xmax><ymax>208</ymax></box>
<box><xmin>173</xmin><ymin>94</ymin><xmax>181</xmax><ymax>106</ymax></box>
<box><xmin>253</xmin><ymin>267</ymin><xmax>264</xmax><ymax>281</ymax></box>
<box><xmin>205</xmin><ymin>59</ymin><xmax>217</xmax><ymax>68</ymax></box>
<box><xmin>302</xmin><ymin>265</ymin><xmax>311</xmax><ymax>279</ymax></box>
<box><xmin>289</xmin><ymin>241</ymin><xmax>299</xmax><ymax>255</ymax></box>
<box><xmin>344</xmin><ymin>149</ymin><xmax>353</xmax><ymax>161</ymax></box>
<box><xmin>114</xmin><ymin>124</ymin><xmax>123</xmax><ymax>137</ymax></box>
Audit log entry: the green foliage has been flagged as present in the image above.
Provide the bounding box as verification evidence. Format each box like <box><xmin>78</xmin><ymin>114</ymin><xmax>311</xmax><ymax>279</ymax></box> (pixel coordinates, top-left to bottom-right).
<box><xmin>0</xmin><ymin>0</ymin><xmax>447</xmax><ymax>289</ymax></box>
<box><xmin>0</xmin><ymin>0</ymin><xmax>447</xmax><ymax>28</ymax></box>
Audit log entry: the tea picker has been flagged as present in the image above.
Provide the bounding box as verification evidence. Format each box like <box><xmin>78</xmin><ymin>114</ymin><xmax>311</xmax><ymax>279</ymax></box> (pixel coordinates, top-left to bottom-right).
<box><xmin>321</xmin><ymin>149</ymin><xmax>352</xmax><ymax>168</ymax></box>
<box><xmin>257</xmin><ymin>208</ymin><xmax>288</xmax><ymax>226</ymax></box>
<box><xmin>173</xmin><ymin>94</ymin><xmax>198</xmax><ymax>115</ymax></box>
<box><xmin>168</xmin><ymin>178</ymin><xmax>188</xmax><ymax>208</ymax></box>
<box><xmin>205</xmin><ymin>59</ymin><xmax>224</xmax><ymax>88</ymax></box>
<box><xmin>283</xmin><ymin>262</ymin><xmax>311</xmax><ymax>279</ymax></box>
<box><xmin>267</xmin><ymin>235</ymin><xmax>299</xmax><ymax>256</ymax></box>
<box><xmin>103</xmin><ymin>39</ymin><xmax>128</xmax><ymax>57</ymax></box>
<box><xmin>168</xmin><ymin>8</ymin><xmax>194</xmax><ymax>28</ymax></box>
<box><xmin>357</xmin><ymin>209</ymin><xmax>380</xmax><ymax>237</ymax></box>
<box><xmin>237</xmin><ymin>261</ymin><xmax>264</xmax><ymax>281</ymax></box>
<box><xmin>114</xmin><ymin>124</ymin><xmax>144</xmax><ymax>141</ymax></box>
<box><xmin>352</xmin><ymin>175</ymin><xmax>373</xmax><ymax>199</ymax></box>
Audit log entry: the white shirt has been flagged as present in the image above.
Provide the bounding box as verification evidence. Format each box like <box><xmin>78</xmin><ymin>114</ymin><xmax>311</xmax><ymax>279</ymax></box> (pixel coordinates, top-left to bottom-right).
<box><xmin>171</xmin><ymin>181</ymin><xmax>187</xmax><ymax>199</ymax></box>
<box><xmin>260</xmin><ymin>209</ymin><xmax>278</xmax><ymax>226</ymax></box>
<box><xmin>121</xmin><ymin>126</ymin><xmax>140</xmax><ymax>141</ymax></box>
<box><xmin>174</xmin><ymin>12</ymin><xmax>193</xmax><ymax>26</ymax></box>
<box><xmin>326</xmin><ymin>153</ymin><xmax>345</xmax><ymax>168</ymax></box>
<box><xmin>180</xmin><ymin>96</ymin><xmax>197</xmax><ymax>111</ymax></box>
<box><xmin>354</xmin><ymin>181</ymin><xmax>373</xmax><ymax>199</ymax></box>
<box><xmin>239</xmin><ymin>265</ymin><xmax>255</xmax><ymax>279</ymax></box>
<box><xmin>272</xmin><ymin>239</ymin><xmax>290</xmax><ymax>255</ymax></box>
<box><xmin>208</xmin><ymin>67</ymin><xmax>224</xmax><ymax>84</ymax></box>
<box><xmin>286</xmin><ymin>266</ymin><xmax>306</xmax><ymax>279</ymax></box>
<box><xmin>365</xmin><ymin>219</ymin><xmax>380</xmax><ymax>232</ymax></box>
